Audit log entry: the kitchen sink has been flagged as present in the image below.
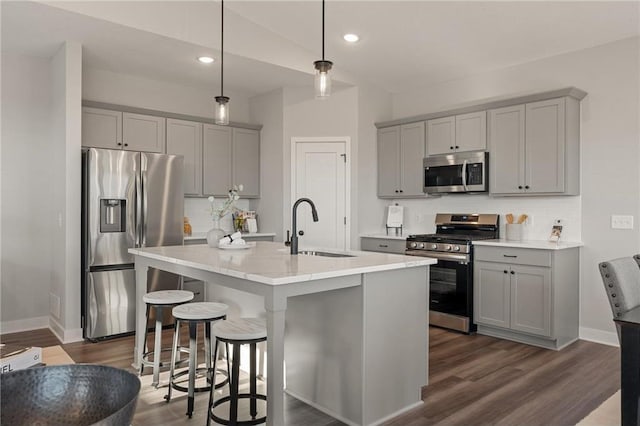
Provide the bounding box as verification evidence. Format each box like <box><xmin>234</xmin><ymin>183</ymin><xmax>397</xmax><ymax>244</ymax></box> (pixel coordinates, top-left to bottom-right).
<box><xmin>298</xmin><ymin>250</ymin><xmax>354</xmax><ymax>258</ymax></box>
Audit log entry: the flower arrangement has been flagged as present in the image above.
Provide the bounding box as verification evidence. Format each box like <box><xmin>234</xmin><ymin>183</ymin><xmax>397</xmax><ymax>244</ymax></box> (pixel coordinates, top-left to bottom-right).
<box><xmin>208</xmin><ymin>184</ymin><xmax>243</xmax><ymax>220</ymax></box>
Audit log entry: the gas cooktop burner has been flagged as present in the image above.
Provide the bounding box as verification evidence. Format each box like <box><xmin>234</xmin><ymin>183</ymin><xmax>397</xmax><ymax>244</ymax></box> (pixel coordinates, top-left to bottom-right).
<box><xmin>407</xmin><ymin>234</ymin><xmax>492</xmax><ymax>243</ymax></box>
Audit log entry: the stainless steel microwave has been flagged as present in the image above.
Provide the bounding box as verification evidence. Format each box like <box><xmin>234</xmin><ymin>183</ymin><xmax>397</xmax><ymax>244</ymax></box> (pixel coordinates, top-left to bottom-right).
<box><xmin>423</xmin><ymin>151</ymin><xmax>488</xmax><ymax>194</ymax></box>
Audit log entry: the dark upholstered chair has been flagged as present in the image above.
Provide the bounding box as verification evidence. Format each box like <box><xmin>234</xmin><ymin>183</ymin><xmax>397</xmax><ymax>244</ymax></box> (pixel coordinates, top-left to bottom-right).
<box><xmin>599</xmin><ymin>257</ymin><xmax>640</xmax><ymax>342</ymax></box>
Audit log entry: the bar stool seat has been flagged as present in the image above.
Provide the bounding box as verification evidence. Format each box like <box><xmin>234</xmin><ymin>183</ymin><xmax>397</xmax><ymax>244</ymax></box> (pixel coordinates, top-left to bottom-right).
<box><xmin>165</xmin><ymin>302</ymin><xmax>230</xmax><ymax>418</ymax></box>
<box><xmin>207</xmin><ymin>318</ymin><xmax>267</xmax><ymax>426</ymax></box>
<box><xmin>140</xmin><ymin>290</ymin><xmax>194</xmax><ymax>387</ymax></box>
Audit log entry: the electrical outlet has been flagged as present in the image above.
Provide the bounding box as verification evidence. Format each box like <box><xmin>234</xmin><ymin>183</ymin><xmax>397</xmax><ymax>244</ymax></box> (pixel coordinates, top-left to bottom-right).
<box><xmin>611</xmin><ymin>215</ymin><xmax>634</xmax><ymax>229</ymax></box>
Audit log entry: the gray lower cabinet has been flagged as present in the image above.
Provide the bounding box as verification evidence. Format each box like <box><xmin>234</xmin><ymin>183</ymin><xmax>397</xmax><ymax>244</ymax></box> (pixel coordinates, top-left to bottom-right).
<box><xmin>474</xmin><ymin>245</ymin><xmax>579</xmax><ymax>350</ymax></box>
<box><xmin>360</xmin><ymin>237</ymin><xmax>406</xmax><ymax>254</ymax></box>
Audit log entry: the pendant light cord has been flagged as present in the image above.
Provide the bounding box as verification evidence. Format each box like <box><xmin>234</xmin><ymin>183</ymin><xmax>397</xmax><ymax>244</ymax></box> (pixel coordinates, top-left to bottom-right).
<box><xmin>220</xmin><ymin>0</ymin><xmax>224</xmax><ymax>97</ymax></box>
<box><xmin>321</xmin><ymin>0</ymin><xmax>325</xmax><ymax>61</ymax></box>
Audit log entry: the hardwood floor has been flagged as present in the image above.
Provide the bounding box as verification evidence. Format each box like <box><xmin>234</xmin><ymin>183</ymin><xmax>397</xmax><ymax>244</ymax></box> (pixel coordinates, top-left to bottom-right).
<box><xmin>1</xmin><ymin>326</ymin><xmax>619</xmax><ymax>425</ymax></box>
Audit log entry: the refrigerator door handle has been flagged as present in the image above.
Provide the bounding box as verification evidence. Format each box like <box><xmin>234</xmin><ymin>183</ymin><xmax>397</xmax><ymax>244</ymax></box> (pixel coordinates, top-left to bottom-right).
<box><xmin>141</xmin><ymin>159</ymin><xmax>148</xmax><ymax>248</ymax></box>
<box><xmin>135</xmin><ymin>166</ymin><xmax>142</xmax><ymax>248</ymax></box>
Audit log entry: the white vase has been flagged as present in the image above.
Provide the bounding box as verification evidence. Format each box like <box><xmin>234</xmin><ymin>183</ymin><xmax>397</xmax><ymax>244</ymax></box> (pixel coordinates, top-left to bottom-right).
<box><xmin>206</xmin><ymin>218</ymin><xmax>226</xmax><ymax>247</ymax></box>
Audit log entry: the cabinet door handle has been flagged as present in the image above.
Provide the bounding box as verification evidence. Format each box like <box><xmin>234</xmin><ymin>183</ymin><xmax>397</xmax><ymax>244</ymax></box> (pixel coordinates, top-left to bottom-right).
<box><xmin>503</xmin><ymin>270</ymin><xmax>508</xmax><ymax>274</ymax></box>
<box><xmin>455</xmin><ymin>145</ymin><xmax>459</xmax><ymax>149</ymax></box>
<box><xmin>510</xmin><ymin>271</ymin><xmax>515</xmax><ymax>275</ymax></box>
<box><xmin>518</xmin><ymin>185</ymin><xmax>523</xmax><ymax>190</ymax></box>
<box><xmin>379</xmin><ymin>244</ymin><xmax>389</xmax><ymax>248</ymax></box>
<box><xmin>503</xmin><ymin>254</ymin><xmax>518</xmax><ymax>258</ymax></box>
<box><xmin>399</xmin><ymin>190</ymin><xmax>403</xmax><ymax>193</ymax></box>
<box><xmin>117</xmin><ymin>142</ymin><xmax>122</xmax><ymax>146</ymax></box>
<box><xmin>450</xmin><ymin>146</ymin><xmax>454</xmax><ymax>150</ymax></box>
<box><xmin>525</xmin><ymin>185</ymin><xmax>530</xmax><ymax>189</ymax></box>
<box><xmin>395</xmin><ymin>190</ymin><xmax>399</xmax><ymax>193</ymax></box>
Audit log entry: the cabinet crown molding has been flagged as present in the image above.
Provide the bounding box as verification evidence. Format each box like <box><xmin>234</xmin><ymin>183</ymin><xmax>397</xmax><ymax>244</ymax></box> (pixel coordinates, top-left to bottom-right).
<box><xmin>82</xmin><ymin>100</ymin><xmax>262</xmax><ymax>131</ymax></box>
<box><xmin>375</xmin><ymin>87</ymin><xmax>587</xmax><ymax>129</ymax></box>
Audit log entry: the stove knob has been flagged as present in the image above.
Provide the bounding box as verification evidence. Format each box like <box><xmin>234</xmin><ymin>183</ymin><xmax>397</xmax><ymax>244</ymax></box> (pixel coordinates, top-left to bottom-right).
<box><xmin>453</xmin><ymin>246</ymin><xmax>461</xmax><ymax>252</ymax></box>
<box><xmin>431</xmin><ymin>244</ymin><xmax>438</xmax><ymax>250</ymax></box>
<box><xmin>418</xmin><ymin>243</ymin><xmax>425</xmax><ymax>249</ymax></box>
<box><xmin>409</xmin><ymin>242</ymin><xmax>417</xmax><ymax>249</ymax></box>
<box><xmin>445</xmin><ymin>245</ymin><xmax>452</xmax><ymax>251</ymax></box>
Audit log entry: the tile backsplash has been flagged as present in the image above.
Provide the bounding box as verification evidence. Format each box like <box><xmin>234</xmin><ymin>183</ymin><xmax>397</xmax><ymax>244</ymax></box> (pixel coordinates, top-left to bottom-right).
<box><xmin>184</xmin><ymin>197</ymin><xmax>250</xmax><ymax>233</ymax></box>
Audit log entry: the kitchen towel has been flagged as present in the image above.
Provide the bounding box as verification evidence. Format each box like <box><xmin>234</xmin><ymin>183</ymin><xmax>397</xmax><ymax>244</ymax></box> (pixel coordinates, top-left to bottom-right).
<box><xmin>219</xmin><ymin>232</ymin><xmax>245</xmax><ymax>246</ymax></box>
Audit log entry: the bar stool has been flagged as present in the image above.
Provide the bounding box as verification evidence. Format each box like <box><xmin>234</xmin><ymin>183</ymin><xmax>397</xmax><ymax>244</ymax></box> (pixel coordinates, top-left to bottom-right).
<box><xmin>140</xmin><ymin>290</ymin><xmax>194</xmax><ymax>387</ymax></box>
<box><xmin>207</xmin><ymin>318</ymin><xmax>267</xmax><ymax>426</ymax></box>
<box><xmin>164</xmin><ymin>302</ymin><xmax>230</xmax><ymax>418</ymax></box>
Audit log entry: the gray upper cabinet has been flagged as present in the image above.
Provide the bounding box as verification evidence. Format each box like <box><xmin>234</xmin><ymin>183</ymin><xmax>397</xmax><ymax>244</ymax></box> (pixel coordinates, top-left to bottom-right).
<box><xmin>122</xmin><ymin>112</ymin><xmax>165</xmax><ymax>153</ymax></box>
<box><xmin>426</xmin><ymin>116</ymin><xmax>455</xmax><ymax>156</ymax></box>
<box><xmin>82</xmin><ymin>107</ymin><xmax>122</xmax><ymax>150</ymax></box>
<box><xmin>82</xmin><ymin>107</ymin><xmax>165</xmax><ymax>153</ymax></box>
<box><xmin>203</xmin><ymin>124</ymin><xmax>232</xmax><ymax>196</ymax></box>
<box><xmin>232</xmin><ymin>128</ymin><xmax>260</xmax><ymax>198</ymax></box>
<box><xmin>166</xmin><ymin>118</ymin><xmax>202</xmax><ymax>196</ymax></box>
<box><xmin>377</xmin><ymin>126</ymin><xmax>401</xmax><ymax>197</ymax></box>
<box><xmin>202</xmin><ymin>125</ymin><xmax>260</xmax><ymax>197</ymax></box>
<box><xmin>377</xmin><ymin>122</ymin><xmax>425</xmax><ymax>198</ymax></box>
<box><xmin>489</xmin><ymin>97</ymin><xmax>580</xmax><ymax>196</ymax></box>
<box><xmin>426</xmin><ymin>111</ymin><xmax>486</xmax><ymax>156</ymax></box>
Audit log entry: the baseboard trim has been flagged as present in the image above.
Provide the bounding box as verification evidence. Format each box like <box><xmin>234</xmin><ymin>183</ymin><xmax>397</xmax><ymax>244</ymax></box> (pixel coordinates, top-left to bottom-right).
<box><xmin>579</xmin><ymin>327</ymin><xmax>619</xmax><ymax>347</ymax></box>
<box><xmin>0</xmin><ymin>316</ymin><xmax>49</xmax><ymax>334</ymax></box>
<box><xmin>0</xmin><ymin>316</ymin><xmax>83</xmax><ymax>343</ymax></box>
<box><xmin>284</xmin><ymin>389</ymin><xmax>423</xmax><ymax>426</ymax></box>
<box><xmin>284</xmin><ymin>389</ymin><xmax>359</xmax><ymax>426</ymax></box>
<box><xmin>49</xmin><ymin>317</ymin><xmax>83</xmax><ymax>344</ymax></box>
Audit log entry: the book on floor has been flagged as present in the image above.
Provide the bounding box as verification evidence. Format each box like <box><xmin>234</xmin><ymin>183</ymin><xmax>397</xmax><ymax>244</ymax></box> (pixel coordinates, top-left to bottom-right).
<box><xmin>1</xmin><ymin>344</ymin><xmax>43</xmax><ymax>374</ymax></box>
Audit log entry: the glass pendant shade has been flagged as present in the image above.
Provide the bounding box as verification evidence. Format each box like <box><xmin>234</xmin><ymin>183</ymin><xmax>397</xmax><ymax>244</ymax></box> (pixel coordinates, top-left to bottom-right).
<box><xmin>314</xmin><ymin>60</ymin><xmax>333</xmax><ymax>99</ymax></box>
<box><xmin>215</xmin><ymin>96</ymin><xmax>230</xmax><ymax>125</ymax></box>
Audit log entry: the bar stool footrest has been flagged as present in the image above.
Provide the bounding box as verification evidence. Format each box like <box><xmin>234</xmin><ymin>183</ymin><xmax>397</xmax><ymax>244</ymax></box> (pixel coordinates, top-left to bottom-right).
<box><xmin>169</xmin><ymin>367</ymin><xmax>229</xmax><ymax>393</ymax></box>
<box><xmin>210</xmin><ymin>393</ymin><xmax>267</xmax><ymax>426</ymax></box>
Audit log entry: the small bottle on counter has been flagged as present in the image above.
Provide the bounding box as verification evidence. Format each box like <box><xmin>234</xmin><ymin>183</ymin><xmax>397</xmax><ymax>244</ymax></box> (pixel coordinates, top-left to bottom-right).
<box><xmin>183</xmin><ymin>217</ymin><xmax>192</xmax><ymax>236</ymax></box>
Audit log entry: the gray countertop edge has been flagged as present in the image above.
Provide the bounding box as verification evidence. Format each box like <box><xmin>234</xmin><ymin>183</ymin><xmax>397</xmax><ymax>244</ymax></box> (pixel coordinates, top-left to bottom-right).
<box><xmin>473</xmin><ymin>239</ymin><xmax>583</xmax><ymax>250</ymax></box>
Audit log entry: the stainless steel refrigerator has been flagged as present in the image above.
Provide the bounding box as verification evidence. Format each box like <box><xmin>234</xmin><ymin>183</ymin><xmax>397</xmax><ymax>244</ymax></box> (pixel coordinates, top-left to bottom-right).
<box><xmin>81</xmin><ymin>148</ymin><xmax>184</xmax><ymax>340</ymax></box>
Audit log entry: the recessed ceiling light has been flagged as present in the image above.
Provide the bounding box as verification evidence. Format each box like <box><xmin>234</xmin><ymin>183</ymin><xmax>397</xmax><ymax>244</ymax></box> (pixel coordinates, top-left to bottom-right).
<box><xmin>343</xmin><ymin>34</ymin><xmax>359</xmax><ymax>43</ymax></box>
<box><xmin>197</xmin><ymin>56</ymin><xmax>215</xmax><ymax>64</ymax></box>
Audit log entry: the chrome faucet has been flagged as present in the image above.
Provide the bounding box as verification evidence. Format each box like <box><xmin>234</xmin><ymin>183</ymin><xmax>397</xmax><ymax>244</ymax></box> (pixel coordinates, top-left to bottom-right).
<box><xmin>291</xmin><ymin>198</ymin><xmax>319</xmax><ymax>255</ymax></box>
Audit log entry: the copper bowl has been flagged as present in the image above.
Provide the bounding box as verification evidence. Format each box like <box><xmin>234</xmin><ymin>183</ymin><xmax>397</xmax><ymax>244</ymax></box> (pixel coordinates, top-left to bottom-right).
<box><xmin>1</xmin><ymin>364</ymin><xmax>140</xmax><ymax>426</ymax></box>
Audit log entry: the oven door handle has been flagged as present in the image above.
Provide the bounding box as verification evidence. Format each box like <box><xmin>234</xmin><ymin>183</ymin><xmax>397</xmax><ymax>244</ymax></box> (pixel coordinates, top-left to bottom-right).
<box><xmin>406</xmin><ymin>250</ymin><xmax>470</xmax><ymax>264</ymax></box>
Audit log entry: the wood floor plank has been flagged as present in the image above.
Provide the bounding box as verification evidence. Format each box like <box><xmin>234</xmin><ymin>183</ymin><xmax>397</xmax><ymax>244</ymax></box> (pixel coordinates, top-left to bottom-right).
<box><xmin>1</xmin><ymin>327</ymin><xmax>620</xmax><ymax>426</ymax></box>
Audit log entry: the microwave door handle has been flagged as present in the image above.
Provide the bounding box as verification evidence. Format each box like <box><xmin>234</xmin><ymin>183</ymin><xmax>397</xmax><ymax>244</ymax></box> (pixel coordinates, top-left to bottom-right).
<box><xmin>461</xmin><ymin>160</ymin><xmax>468</xmax><ymax>191</ymax></box>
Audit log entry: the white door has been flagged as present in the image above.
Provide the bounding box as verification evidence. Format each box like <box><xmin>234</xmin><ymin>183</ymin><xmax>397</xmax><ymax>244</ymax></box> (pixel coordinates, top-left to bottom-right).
<box><xmin>292</xmin><ymin>138</ymin><xmax>349</xmax><ymax>251</ymax></box>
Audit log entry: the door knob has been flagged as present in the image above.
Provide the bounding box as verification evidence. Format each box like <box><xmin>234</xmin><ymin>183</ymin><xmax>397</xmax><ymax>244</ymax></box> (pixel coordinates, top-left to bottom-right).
<box><xmin>298</xmin><ymin>230</ymin><xmax>304</xmax><ymax>236</ymax></box>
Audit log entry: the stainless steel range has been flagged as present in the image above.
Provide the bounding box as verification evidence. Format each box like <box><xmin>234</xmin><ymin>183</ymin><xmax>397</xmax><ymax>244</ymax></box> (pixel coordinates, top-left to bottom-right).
<box><xmin>405</xmin><ymin>213</ymin><xmax>500</xmax><ymax>334</ymax></box>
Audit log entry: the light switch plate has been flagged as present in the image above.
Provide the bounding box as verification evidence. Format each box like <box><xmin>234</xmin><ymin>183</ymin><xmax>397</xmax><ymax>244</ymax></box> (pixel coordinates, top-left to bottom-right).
<box><xmin>611</xmin><ymin>215</ymin><xmax>634</xmax><ymax>229</ymax></box>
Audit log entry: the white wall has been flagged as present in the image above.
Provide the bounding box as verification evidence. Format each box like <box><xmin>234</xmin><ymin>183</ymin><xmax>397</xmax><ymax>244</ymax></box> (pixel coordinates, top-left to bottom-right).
<box><xmin>355</xmin><ymin>84</ymin><xmax>393</xmax><ymax>248</ymax></box>
<box><xmin>83</xmin><ymin>67</ymin><xmax>251</xmax><ymax>123</ymax></box>
<box><xmin>391</xmin><ymin>36</ymin><xmax>640</xmax><ymax>342</ymax></box>
<box><xmin>1</xmin><ymin>54</ymin><xmax>53</xmax><ymax>332</ymax></box>
<box><xmin>49</xmin><ymin>42</ymin><xmax>83</xmax><ymax>342</ymax></box>
<box><xmin>282</xmin><ymin>86</ymin><xmax>359</xmax><ymax>243</ymax></box>
<box><xmin>249</xmin><ymin>89</ymin><xmax>284</xmax><ymax>241</ymax></box>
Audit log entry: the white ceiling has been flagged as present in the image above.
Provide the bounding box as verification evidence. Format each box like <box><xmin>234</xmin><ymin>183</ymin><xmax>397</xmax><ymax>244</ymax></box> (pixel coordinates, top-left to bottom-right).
<box><xmin>2</xmin><ymin>1</ymin><xmax>639</xmax><ymax>97</ymax></box>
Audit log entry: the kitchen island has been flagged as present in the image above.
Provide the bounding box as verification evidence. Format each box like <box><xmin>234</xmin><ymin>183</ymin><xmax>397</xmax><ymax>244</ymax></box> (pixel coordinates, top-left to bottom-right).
<box><xmin>129</xmin><ymin>242</ymin><xmax>435</xmax><ymax>426</ymax></box>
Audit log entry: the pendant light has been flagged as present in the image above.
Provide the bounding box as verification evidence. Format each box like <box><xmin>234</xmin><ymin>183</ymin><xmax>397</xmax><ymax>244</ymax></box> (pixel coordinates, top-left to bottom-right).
<box><xmin>313</xmin><ymin>0</ymin><xmax>333</xmax><ymax>99</ymax></box>
<box><xmin>215</xmin><ymin>0</ymin><xmax>229</xmax><ymax>125</ymax></box>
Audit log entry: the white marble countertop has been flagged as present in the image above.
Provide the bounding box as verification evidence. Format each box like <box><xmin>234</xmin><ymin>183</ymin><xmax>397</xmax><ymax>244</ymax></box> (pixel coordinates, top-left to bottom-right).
<box><xmin>473</xmin><ymin>239</ymin><xmax>584</xmax><ymax>250</ymax></box>
<box><xmin>184</xmin><ymin>231</ymin><xmax>276</xmax><ymax>241</ymax></box>
<box><xmin>360</xmin><ymin>233</ymin><xmax>409</xmax><ymax>241</ymax></box>
<box><xmin>129</xmin><ymin>241</ymin><xmax>435</xmax><ymax>285</ymax></box>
